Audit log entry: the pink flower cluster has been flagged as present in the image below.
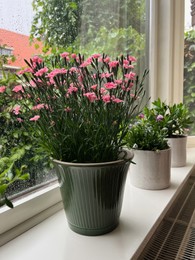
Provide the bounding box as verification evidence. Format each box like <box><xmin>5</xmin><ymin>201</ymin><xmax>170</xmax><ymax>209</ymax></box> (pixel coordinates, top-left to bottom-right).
<box><xmin>47</xmin><ymin>68</ymin><xmax>67</xmax><ymax>84</ymax></box>
<box><xmin>5</xmin><ymin>52</ymin><xmax>140</xmax><ymax>123</ymax></box>
<box><xmin>101</xmin><ymin>95</ymin><xmax>123</xmax><ymax>104</ymax></box>
<box><xmin>32</xmin><ymin>56</ymin><xmax>43</xmax><ymax>68</ymax></box>
<box><xmin>67</xmin><ymin>85</ymin><xmax>78</xmax><ymax>94</ymax></box>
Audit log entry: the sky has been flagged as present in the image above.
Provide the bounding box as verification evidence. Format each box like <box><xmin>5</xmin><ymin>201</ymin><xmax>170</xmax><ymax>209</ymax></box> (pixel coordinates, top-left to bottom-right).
<box><xmin>185</xmin><ymin>0</ymin><xmax>192</xmax><ymax>29</ymax></box>
<box><xmin>0</xmin><ymin>0</ymin><xmax>33</xmax><ymax>36</ymax></box>
<box><xmin>0</xmin><ymin>0</ymin><xmax>193</xmax><ymax>36</ymax></box>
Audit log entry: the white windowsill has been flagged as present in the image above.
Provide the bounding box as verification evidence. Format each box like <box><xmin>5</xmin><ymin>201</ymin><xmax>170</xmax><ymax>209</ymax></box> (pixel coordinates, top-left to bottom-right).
<box><xmin>0</xmin><ymin>181</ymin><xmax>63</xmax><ymax>246</ymax></box>
<box><xmin>0</xmin><ymin>148</ymin><xmax>194</xmax><ymax>260</ymax></box>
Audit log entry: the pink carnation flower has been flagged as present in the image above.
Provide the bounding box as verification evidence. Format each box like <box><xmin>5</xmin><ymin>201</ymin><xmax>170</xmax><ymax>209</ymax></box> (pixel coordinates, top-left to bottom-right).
<box><xmin>102</xmin><ymin>94</ymin><xmax>111</xmax><ymax>103</ymax></box>
<box><xmin>67</xmin><ymin>85</ymin><xmax>78</xmax><ymax>94</ymax></box>
<box><xmin>12</xmin><ymin>85</ymin><xmax>24</xmax><ymax>93</ymax></box>
<box><xmin>103</xmin><ymin>57</ymin><xmax>110</xmax><ymax>63</ymax></box>
<box><xmin>114</xmin><ymin>79</ymin><xmax>123</xmax><ymax>85</ymax></box>
<box><xmin>34</xmin><ymin>67</ymin><xmax>48</xmax><ymax>77</ymax></box>
<box><xmin>123</xmin><ymin>59</ymin><xmax>129</xmax><ymax>66</ymax></box>
<box><xmin>112</xmin><ymin>97</ymin><xmax>123</xmax><ymax>103</ymax></box>
<box><xmin>83</xmin><ymin>92</ymin><xmax>97</xmax><ymax>102</ymax></box>
<box><xmin>104</xmin><ymin>82</ymin><xmax>117</xmax><ymax>89</ymax></box>
<box><xmin>13</xmin><ymin>105</ymin><xmax>21</xmax><ymax>115</ymax></box>
<box><xmin>91</xmin><ymin>84</ymin><xmax>97</xmax><ymax>90</ymax></box>
<box><xmin>32</xmin><ymin>104</ymin><xmax>45</xmax><ymax>110</ymax></box>
<box><xmin>124</xmin><ymin>64</ymin><xmax>134</xmax><ymax>69</ymax></box>
<box><xmin>100</xmin><ymin>87</ymin><xmax>106</xmax><ymax>94</ymax></box>
<box><xmin>30</xmin><ymin>115</ymin><xmax>40</xmax><ymax>121</ymax></box>
<box><xmin>60</xmin><ymin>52</ymin><xmax>69</xmax><ymax>58</ymax></box>
<box><xmin>128</xmin><ymin>56</ymin><xmax>137</xmax><ymax>62</ymax></box>
<box><xmin>71</xmin><ymin>53</ymin><xmax>77</xmax><ymax>59</ymax></box>
<box><xmin>124</xmin><ymin>72</ymin><xmax>136</xmax><ymax>80</ymax></box>
<box><xmin>80</xmin><ymin>61</ymin><xmax>91</xmax><ymax>68</ymax></box>
<box><xmin>32</xmin><ymin>56</ymin><xmax>43</xmax><ymax>64</ymax></box>
<box><xmin>101</xmin><ymin>72</ymin><xmax>113</xmax><ymax>78</ymax></box>
<box><xmin>0</xmin><ymin>86</ymin><xmax>6</xmax><ymax>93</ymax></box>
<box><xmin>91</xmin><ymin>53</ymin><xmax>101</xmax><ymax>59</ymax></box>
<box><xmin>69</xmin><ymin>67</ymin><xmax>78</xmax><ymax>73</ymax></box>
<box><xmin>108</xmin><ymin>61</ymin><xmax>119</xmax><ymax>68</ymax></box>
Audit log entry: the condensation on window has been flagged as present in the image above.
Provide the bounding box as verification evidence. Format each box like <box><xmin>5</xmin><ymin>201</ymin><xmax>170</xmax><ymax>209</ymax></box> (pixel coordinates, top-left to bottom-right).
<box><xmin>7</xmin><ymin>168</ymin><xmax>57</xmax><ymax>199</ymax></box>
<box><xmin>0</xmin><ymin>0</ymin><xmax>33</xmax><ymax>36</ymax></box>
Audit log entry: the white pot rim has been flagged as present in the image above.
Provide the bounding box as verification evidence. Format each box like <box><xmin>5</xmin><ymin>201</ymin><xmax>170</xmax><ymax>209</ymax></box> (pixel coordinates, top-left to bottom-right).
<box><xmin>167</xmin><ymin>135</ymin><xmax>187</xmax><ymax>139</ymax></box>
<box><xmin>130</xmin><ymin>147</ymin><xmax>171</xmax><ymax>153</ymax></box>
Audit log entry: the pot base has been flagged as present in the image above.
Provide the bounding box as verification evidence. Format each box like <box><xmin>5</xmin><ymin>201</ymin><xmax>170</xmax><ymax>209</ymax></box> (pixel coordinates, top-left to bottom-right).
<box><xmin>68</xmin><ymin>221</ymin><xmax>119</xmax><ymax>236</ymax></box>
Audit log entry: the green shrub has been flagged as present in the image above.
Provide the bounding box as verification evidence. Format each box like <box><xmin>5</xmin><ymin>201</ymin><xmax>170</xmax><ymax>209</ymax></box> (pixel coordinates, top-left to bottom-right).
<box><xmin>184</xmin><ymin>30</ymin><xmax>195</xmax><ymax>135</ymax></box>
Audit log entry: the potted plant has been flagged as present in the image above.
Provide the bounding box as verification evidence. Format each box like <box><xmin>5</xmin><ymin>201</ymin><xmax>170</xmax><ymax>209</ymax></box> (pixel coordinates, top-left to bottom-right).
<box><xmin>150</xmin><ymin>98</ymin><xmax>193</xmax><ymax>167</ymax></box>
<box><xmin>124</xmin><ymin>106</ymin><xmax>171</xmax><ymax>190</ymax></box>
<box><xmin>2</xmin><ymin>52</ymin><xmax>148</xmax><ymax>235</ymax></box>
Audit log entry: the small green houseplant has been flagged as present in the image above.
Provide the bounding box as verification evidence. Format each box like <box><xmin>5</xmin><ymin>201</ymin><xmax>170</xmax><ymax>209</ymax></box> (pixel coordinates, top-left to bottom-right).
<box><xmin>1</xmin><ymin>52</ymin><xmax>148</xmax><ymax>235</ymax></box>
<box><xmin>124</xmin><ymin>107</ymin><xmax>171</xmax><ymax>190</ymax></box>
<box><xmin>149</xmin><ymin>98</ymin><xmax>193</xmax><ymax>167</ymax></box>
<box><xmin>150</xmin><ymin>98</ymin><xmax>192</xmax><ymax>138</ymax></box>
<box><xmin>125</xmin><ymin>108</ymin><xmax>169</xmax><ymax>151</ymax></box>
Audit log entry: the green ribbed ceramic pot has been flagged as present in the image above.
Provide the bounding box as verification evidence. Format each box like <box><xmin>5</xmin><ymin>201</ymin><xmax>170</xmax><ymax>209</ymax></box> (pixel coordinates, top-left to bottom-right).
<box><xmin>53</xmin><ymin>156</ymin><xmax>132</xmax><ymax>236</ymax></box>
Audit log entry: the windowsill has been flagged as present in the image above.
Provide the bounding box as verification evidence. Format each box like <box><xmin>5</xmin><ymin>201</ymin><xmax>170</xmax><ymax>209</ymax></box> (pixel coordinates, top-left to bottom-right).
<box><xmin>0</xmin><ymin>148</ymin><xmax>194</xmax><ymax>260</ymax></box>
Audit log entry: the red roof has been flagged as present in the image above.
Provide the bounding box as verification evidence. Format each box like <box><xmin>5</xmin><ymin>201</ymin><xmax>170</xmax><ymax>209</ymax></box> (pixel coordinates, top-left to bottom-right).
<box><xmin>0</xmin><ymin>28</ymin><xmax>44</xmax><ymax>68</ymax></box>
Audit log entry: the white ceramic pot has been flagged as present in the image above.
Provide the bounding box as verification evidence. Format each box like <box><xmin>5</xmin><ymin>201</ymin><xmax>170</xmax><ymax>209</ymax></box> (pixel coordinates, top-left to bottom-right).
<box><xmin>130</xmin><ymin>148</ymin><xmax>171</xmax><ymax>190</ymax></box>
<box><xmin>167</xmin><ymin>136</ymin><xmax>187</xmax><ymax>167</ymax></box>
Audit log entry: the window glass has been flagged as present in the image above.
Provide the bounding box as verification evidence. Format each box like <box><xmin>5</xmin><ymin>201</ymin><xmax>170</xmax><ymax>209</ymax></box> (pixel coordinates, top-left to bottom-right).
<box><xmin>0</xmin><ymin>47</ymin><xmax>12</xmax><ymax>56</ymax></box>
<box><xmin>184</xmin><ymin>0</ymin><xmax>195</xmax><ymax>135</ymax></box>
<box><xmin>0</xmin><ymin>0</ymin><xmax>149</xmax><ymax>204</ymax></box>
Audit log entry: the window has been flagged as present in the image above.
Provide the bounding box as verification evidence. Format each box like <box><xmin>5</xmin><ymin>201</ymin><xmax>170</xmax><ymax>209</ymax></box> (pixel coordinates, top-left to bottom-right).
<box><xmin>0</xmin><ymin>0</ymin><xmax>150</xmax><ymax>244</ymax></box>
<box><xmin>0</xmin><ymin>46</ymin><xmax>13</xmax><ymax>56</ymax></box>
<box><xmin>1</xmin><ymin>0</ymin><xmax>193</xmax><ymax>245</ymax></box>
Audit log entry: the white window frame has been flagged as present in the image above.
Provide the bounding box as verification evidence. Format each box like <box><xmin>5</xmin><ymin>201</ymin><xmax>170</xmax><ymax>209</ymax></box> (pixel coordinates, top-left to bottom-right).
<box><xmin>149</xmin><ymin>0</ymin><xmax>195</xmax><ymax>147</ymax></box>
<box><xmin>0</xmin><ymin>0</ymin><xmax>194</xmax><ymax>246</ymax></box>
<box><xmin>149</xmin><ymin>0</ymin><xmax>184</xmax><ymax>102</ymax></box>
